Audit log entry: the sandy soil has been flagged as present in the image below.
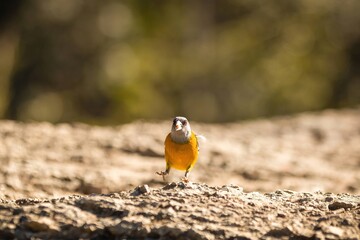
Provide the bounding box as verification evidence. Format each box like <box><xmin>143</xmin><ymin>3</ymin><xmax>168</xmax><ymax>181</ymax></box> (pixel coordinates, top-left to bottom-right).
<box><xmin>0</xmin><ymin>107</ymin><xmax>359</xmax><ymax>239</ymax></box>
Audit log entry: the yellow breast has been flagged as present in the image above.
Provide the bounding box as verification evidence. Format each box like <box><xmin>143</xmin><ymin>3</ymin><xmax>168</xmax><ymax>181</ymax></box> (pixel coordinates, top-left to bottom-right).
<box><xmin>164</xmin><ymin>132</ymin><xmax>199</xmax><ymax>171</ymax></box>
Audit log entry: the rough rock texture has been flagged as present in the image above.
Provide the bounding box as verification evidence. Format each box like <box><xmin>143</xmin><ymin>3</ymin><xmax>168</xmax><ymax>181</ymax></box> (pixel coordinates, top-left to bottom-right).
<box><xmin>0</xmin><ymin>183</ymin><xmax>359</xmax><ymax>239</ymax></box>
<box><xmin>0</xmin><ymin>107</ymin><xmax>360</xmax><ymax>239</ymax></box>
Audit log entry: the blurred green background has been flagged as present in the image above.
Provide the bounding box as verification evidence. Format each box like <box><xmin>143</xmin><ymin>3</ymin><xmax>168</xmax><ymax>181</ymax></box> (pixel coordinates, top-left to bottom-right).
<box><xmin>0</xmin><ymin>0</ymin><xmax>359</xmax><ymax>124</ymax></box>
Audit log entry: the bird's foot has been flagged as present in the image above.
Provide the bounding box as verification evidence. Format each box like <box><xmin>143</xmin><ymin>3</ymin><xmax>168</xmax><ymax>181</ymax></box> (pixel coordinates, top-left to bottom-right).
<box><xmin>180</xmin><ymin>176</ymin><xmax>189</xmax><ymax>183</ymax></box>
<box><xmin>156</xmin><ymin>171</ymin><xmax>169</xmax><ymax>181</ymax></box>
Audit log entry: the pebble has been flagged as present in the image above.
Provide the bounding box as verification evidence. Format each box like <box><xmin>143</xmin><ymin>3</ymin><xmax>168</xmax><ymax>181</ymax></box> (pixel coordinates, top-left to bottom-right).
<box><xmin>324</xmin><ymin>196</ymin><xmax>334</xmax><ymax>202</ymax></box>
<box><xmin>163</xmin><ymin>182</ymin><xmax>177</xmax><ymax>190</ymax></box>
<box><xmin>277</xmin><ymin>212</ymin><xmax>286</xmax><ymax>218</ymax></box>
<box><xmin>23</xmin><ymin>219</ymin><xmax>54</xmax><ymax>232</ymax></box>
<box><xmin>138</xmin><ymin>185</ymin><xmax>151</xmax><ymax>194</ymax></box>
<box><xmin>326</xmin><ymin>226</ymin><xmax>344</xmax><ymax>237</ymax></box>
<box><xmin>328</xmin><ymin>201</ymin><xmax>354</xmax><ymax>211</ymax></box>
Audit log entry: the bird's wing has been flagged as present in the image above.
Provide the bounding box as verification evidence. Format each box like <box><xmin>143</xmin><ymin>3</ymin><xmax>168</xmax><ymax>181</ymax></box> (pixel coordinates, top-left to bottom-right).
<box><xmin>195</xmin><ymin>134</ymin><xmax>206</xmax><ymax>151</ymax></box>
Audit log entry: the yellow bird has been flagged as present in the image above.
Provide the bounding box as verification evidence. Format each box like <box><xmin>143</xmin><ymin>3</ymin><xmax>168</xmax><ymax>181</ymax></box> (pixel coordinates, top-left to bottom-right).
<box><xmin>156</xmin><ymin>116</ymin><xmax>200</xmax><ymax>182</ymax></box>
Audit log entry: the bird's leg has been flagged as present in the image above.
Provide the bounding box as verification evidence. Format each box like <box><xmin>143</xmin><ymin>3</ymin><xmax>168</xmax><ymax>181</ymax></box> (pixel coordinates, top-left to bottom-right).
<box><xmin>156</xmin><ymin>166</ymin><xmax>170</xmax><ymax>181</ymax></box>
<box><xmin>181</xmin><ymin>169</ymin><xmax>190</xmax><ymax>183</ymax></box>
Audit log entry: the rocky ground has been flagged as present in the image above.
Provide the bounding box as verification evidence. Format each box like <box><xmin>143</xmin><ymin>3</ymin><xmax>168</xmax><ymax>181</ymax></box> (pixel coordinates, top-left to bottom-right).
<box><xmin>0</xmin><ymin>182</ymin><xmax>359</xmax><ymax>239</ymax></box>
<box><xmin>0</xmin><ymin>107</ymin><xmax>359</xmax><ymax>239</ymax></box>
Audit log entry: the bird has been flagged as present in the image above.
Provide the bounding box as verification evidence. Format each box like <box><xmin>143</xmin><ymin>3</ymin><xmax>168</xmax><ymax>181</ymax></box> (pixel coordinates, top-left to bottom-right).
<box><xmin>156</xmin><ymin>116</ymin><xmax>201</xmax><ymax>182</ymax></box>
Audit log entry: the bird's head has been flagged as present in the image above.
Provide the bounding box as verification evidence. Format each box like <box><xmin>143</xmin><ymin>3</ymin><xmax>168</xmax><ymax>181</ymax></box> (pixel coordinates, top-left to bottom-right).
<box><xmin>170</xmin><ymin>116</ymin><xmax>192</xmax><ymax>143</ymax></box>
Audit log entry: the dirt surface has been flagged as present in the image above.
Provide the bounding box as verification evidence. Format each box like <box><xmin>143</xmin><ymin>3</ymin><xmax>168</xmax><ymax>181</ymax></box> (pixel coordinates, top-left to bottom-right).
<box><xmin>0</xmin><ymin>107</ymin><xmax>360</xmax><ymax>239</ymax></box>
<box><xmin>0</xmin><ymin>183</ymin><xmax>359</xmax><ymax>239</ymax></box>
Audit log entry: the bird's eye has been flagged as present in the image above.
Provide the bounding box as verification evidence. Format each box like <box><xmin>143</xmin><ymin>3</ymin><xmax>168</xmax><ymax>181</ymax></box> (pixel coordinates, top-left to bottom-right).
<box><xmin>182</xmin><ymin>120</ymin><xmax>187</xmax><ymax>125</ymax></box>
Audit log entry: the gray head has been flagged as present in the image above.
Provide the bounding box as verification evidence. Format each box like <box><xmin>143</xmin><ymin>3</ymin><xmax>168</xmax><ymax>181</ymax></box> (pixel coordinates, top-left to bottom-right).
<box><xmin>170</xmin><ymin>116</ymin><xmax>192</xmax><ymax>143</ymax></box>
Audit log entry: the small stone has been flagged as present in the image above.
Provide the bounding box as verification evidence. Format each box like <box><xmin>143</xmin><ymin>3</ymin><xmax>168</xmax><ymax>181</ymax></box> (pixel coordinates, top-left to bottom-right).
<box><xmin>341</xmin><ymin>219</ymin><xmax>351</xmax><ymax>226</ymax></box>
<box><xmin>332</xmin><ymin>208</ymin><xmax>345</xmax><ymax>214</ymax></box>
<box><xmin>177</xmin><ymin>182</ymin><xmax>186</xmax><ymax>189</ymax></box>
<box><xmin>299</xmin><ymin>206</ymin><xmax>306</xmax><ymax>212</ymax></box>
<box><xmin>328</xmin><ymin>201</ymin><xmax>354</xmax><ymax>211</ymax></box>
<box><xmin>24</xmin><ymin>220</ymin><xmax>50</xmax><ymax>232</ymax></box>
<box><xmin>163</xmin><ymin>182</ymin><xmax>177</xmax><ymax>190</ymax></box>
<box><xmin>139</xmin><ymin>185</ymin><xmax>150</xmax><ymax>194</ymax></box>
<box><xmin>277</xmin><ymin>212</ymin><xmax>286</xmax><ymax>218</ymax></box>
<box><xmin>109</xmin><ymin>193</ymin><xmax>121</xmax><ymax>198</ymax></box>
<box><xmin>326</xmin><ymin>226</ymin><xmax>343</xmax><ymax>237</ymax></box>
<box><xmin>203</xmin><ymin>191</ymin><xmax>215</xmax><ymax>197</ymax></box>
<box><xmin>131</xmin><ymin>185</ymin><xmax>151</xmax><ymax>196</ymax></box>
<box><xmin>324</xmin><ymin>196</ymin><xmax>334</xmax><ymax>202</ymax></box>
<box><xmin>156</xmin><ymin>207</ymin><xmax>176</xmax><ymax>220</ymax></box>
<box><xmin>220</xmin><ymin>185</ymin><xmax>243</xmax><ymax>195</ymax></box>
<box><xmin>167</xmin><ymin>207</ymin><xmax>176</xmax><ymax>216</ymax></box>
<box><xmin>283</xmin><ymin>189</ymin><xmax>296</xmax><ymax>195</ymax></box>
<box><xmin>168</xmin><ymin>200</ymin><xmax>179</xmax><ymax>207</ymax></box>
<box><xmin>275</xmin><ymin>190</ymin><xmax>283</xmax><ymax>195</ymax></box>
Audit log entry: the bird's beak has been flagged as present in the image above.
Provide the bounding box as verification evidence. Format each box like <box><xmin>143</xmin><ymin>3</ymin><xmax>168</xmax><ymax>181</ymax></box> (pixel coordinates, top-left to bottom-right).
<box><xmin>175</xmin><ymin>121</ymin><xmax>182</xmax><ymax>131</ymax></box>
